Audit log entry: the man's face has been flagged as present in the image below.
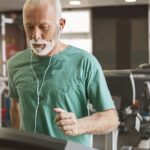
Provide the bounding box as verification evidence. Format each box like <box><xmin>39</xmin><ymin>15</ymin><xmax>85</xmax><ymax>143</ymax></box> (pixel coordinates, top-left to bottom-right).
<box><xmin>23</xmin><ymin>3</ymin><xmax>59</xmax><ymax>50</ymax></box>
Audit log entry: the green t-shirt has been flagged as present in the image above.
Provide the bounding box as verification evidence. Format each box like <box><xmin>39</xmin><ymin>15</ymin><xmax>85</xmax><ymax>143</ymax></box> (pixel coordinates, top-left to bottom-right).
<box><xmin>7</xmin><ymin>45</ymin><xmax>115</xmax><ymax>147</ymax></box>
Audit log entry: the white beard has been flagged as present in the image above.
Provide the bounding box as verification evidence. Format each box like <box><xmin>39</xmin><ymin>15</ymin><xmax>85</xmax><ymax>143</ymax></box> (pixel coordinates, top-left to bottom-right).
<box><xmin>29</xmin><ymin>39</ymin><xmax>55</xmax><ymax>56</ymax></box>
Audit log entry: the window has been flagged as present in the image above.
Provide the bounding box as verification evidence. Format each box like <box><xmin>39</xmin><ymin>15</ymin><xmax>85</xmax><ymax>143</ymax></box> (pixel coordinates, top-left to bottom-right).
<box><xmin>61</xmin><ymin>10</ymin><xmax>92</xmax><ymax>53</ymax></box>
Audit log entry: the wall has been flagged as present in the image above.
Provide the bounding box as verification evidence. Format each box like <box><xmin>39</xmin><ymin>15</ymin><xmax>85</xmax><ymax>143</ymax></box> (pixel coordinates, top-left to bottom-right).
<box><xmin>0</xmin><ymin>12</ymin><xmax>26</xmax><ymax>76</ymax></box>
<box><xmin>92</xmin><ymin>5</ymin><xmax>148</xmax><ymax>69</ymax></box>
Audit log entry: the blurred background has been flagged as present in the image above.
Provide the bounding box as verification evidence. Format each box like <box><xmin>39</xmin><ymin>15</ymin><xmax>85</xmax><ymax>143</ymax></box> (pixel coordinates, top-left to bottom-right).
<box><xmin>0</xmin><ymin>0</ymin><xmax>150</xmax><ymax>150</ymax></box>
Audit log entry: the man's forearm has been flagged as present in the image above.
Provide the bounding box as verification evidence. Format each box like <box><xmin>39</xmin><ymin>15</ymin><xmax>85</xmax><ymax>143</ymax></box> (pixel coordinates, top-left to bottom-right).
<box><xmin>78</xmin><ymin>109</ymin><xmax>119</xmax><ymax>135</ymax></box>
<box><xmin>10</xmin><ymin>109</ymin><xmax>20</xmax><ymax>129</ymax></box>
<box><xmin>54</xmin><ymin>108</ymin><xmax>119</xmax><ymax>136</ymax></box>
<box><xmin>10</xmin><ymin>100</ymin><xmax>20</xmax><ymax>129</ymax></box>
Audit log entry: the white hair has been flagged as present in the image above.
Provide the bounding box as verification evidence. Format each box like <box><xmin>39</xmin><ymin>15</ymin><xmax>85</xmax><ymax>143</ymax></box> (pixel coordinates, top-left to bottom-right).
<box><xmin>23</xmin><ymin>0</ymin><xmax>62</xmax><ymax>21</ymax></box>
<box><xmin>55</xmin><ymin>0</ymin><xmax>62</xmax><ymax>19</ymax></box>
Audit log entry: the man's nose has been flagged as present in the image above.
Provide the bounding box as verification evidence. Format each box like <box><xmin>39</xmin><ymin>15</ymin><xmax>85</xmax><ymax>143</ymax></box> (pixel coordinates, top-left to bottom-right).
<box><xmin>32</xmin><ymin>27</ymin><xmax>42</xmax><ymax>40</ymax></box>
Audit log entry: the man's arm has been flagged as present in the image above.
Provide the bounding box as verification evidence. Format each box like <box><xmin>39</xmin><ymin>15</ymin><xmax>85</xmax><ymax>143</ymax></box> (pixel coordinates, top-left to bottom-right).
<box><xmin>10</xmin><ymin>99</ymin><xmax>20</xmax><ymax>129</ymax></box>
<box><xmin>54</xmin><ymin>108</ymin><xmax>119</xmax><ymax>136</ymax></box>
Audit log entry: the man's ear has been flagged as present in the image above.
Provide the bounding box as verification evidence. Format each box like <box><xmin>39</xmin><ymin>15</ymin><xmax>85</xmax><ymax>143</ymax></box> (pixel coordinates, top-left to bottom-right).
<box><xmin>59</xmin><ymin>18</ymin><xmax>66</xmax><ymax>31</ymax></box>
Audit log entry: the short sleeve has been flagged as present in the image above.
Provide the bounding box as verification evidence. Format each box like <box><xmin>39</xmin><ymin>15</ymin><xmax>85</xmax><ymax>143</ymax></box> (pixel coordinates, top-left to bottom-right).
<box><xmin>84</xmin><ymin>55</ymin><xmax>115</xmax><ymax>111</ymax></box>
<box><xmin>7</xmin><ymin>60</ymin><xmax>19</xmax><ymax>99</ymax></box>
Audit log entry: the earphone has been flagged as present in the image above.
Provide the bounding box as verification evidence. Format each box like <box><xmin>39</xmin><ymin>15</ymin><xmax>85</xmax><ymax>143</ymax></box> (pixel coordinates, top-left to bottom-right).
<box><xmin>30</xmin><ymin>51</ymin><xmax>52</xmax><ymax>133</ymax></box>
<box><xmin>59</xmin><ymin>25</ymin><xmax>62</xmax><ymax>32</ymax></box>
<box><xmin>29</xmin><ymin>23</ymin><xmax>62</xmax><ymax>133</ymax></box>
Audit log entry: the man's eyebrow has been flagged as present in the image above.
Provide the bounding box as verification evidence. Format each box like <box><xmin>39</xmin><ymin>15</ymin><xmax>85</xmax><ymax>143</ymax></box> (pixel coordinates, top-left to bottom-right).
<box><xmin>25</xmin><ymin>23</ymin><xmax>32</xmax><ymax>26</ymax></box>
<box><xmin>40</xmin><ymin>23</ymin><xmax>49</xmax><ymax>25</ymax></box>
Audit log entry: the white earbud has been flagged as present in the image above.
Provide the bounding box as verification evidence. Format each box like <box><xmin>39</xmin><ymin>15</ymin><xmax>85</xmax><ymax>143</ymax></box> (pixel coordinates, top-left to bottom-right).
<box><xmin>59</xmin><ymin>25</ymin><xmax>63</xmax><ymax>32</ymax></box>
<box><xmin>30</xmin><ymin>51</ymin><xmax>52</xmax><ymax>133</ymax></box>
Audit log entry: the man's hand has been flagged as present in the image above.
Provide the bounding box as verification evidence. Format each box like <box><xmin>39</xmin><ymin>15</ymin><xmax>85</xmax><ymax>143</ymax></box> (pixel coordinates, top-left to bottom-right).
<box><xmin>54</xmin><ymin>108</ymin><xmax>119</xmax><ymax>136</ymax></box>
<box><xmin>54</xmin><ymin>108</ymin><xmax>80</xmax><ymax>136</ymax></box>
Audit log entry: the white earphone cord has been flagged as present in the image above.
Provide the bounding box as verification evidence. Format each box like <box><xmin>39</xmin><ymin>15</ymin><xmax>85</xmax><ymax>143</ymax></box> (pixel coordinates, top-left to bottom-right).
<box><xmin>30</xmin><ymin>51</ymin><xmax>52</xmax><ymax>133</ymax></box>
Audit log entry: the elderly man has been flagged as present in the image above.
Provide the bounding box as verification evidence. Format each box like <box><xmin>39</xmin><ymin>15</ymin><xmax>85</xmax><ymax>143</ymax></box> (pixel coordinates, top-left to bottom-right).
<box><xmin>7</xmin><ymin>0</ymin><xmax>119</xmax><ymax>147</ymax></box>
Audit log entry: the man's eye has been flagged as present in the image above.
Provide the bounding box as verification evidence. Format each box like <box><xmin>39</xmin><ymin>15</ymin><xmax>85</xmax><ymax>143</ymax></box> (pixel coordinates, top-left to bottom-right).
<box><xmin>26</xmin><ymin>26</ymin><xmax>33</xmax><ymax>30</ymax></box>
<box><xmin>41</xmin><ymin>26</ymin><xmax>49</xmax><ymax>30</ymax></box>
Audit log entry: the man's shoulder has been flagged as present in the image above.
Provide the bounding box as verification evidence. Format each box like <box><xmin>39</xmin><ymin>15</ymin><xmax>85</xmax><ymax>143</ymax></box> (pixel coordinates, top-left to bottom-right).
<box><xmin>7</xmin><ymin>49</ymin><xmax>30</xmax><ymax>68</ymax></box>
<box><xmin>72</xmin><ymin>46</ymin><xmax>99</xmax><ymax>63</ymax></box>
<box><xmin>69</xmin><ymin>45</ymin><xmax>94</xmax><ymax>60</ymax></box>
<box><xmin>66</xmin><ymin>45</ymin><xmax>101</xmax><ymax>69</ymax></box>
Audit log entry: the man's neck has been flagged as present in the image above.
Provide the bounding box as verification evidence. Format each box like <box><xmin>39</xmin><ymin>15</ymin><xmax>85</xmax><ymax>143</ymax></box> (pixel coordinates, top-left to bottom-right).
<box><xmin>48</xmin><ymin>41</ymin><xmax>68</xmax><ymax>56</ymax></box>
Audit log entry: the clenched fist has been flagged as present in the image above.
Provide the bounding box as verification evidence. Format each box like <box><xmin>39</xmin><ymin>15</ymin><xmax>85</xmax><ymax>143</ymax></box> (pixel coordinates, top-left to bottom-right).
<box><xmin>54</xmin><ymin>108</ymin><xmax>80</xmax><ymax>136</ymax></box>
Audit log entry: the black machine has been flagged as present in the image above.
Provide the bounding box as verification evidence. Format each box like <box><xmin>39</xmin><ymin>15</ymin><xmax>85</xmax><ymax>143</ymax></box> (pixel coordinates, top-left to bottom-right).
<box><xmin>0</xmin><ymin>128</ymin><xmax>97</xmax><ymax>150</ymax></box>
<box><xmin>104</xmin><ymin>70</ymin><xmax>135</xmax><ymax>110</ymax></box>
<box><xmin>104</xmin><ymin>70</ymin><xmax>136</xmax><ymax>133</ymax></box>
<box><xmin>104</xmin><ymin>65</ymin><xmax>150</xmax><ymax>150</ymax></box>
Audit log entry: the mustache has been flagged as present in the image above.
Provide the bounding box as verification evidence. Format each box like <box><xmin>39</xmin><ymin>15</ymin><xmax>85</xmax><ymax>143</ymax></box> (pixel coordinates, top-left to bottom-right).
<box><xmin>29</xmin><ymin>39</ymin><xmax>50</xmax><ymax>45</ymax></box>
